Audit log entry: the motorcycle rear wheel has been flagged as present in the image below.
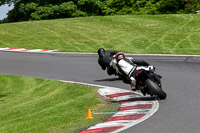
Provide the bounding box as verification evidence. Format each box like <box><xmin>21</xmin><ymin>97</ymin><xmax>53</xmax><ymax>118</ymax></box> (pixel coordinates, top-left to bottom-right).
<box><xmin>145</xmin><ymin>79</ymin><xmax>167</xmax><ymax>99</ymax></box>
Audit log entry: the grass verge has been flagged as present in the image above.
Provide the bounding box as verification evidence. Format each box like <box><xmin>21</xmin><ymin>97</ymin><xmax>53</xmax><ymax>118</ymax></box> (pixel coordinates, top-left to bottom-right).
<box><xmin>0</xmin><ymin>75</ymin><xmax>119</xmax><ymax>133</ymax></box>
<box><xmin>0</xmin><ymin>14</ymin><xmax>200</xmax><ymax>55</ymax></box>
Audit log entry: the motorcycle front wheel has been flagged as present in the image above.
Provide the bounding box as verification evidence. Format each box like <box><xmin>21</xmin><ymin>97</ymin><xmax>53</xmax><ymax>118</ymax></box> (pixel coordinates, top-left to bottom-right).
<box><xmin>145</xmin><ymin>79</ymin><xmax>167</xmax><ymax>99</ymax></box>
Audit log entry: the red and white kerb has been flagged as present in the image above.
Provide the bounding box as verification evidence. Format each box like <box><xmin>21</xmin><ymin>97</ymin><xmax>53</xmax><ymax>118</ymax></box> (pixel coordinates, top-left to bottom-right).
<box><xmin>81</xmin><ymin>87</ymin><xmax>159</xmax><ymax>133</ymax></box>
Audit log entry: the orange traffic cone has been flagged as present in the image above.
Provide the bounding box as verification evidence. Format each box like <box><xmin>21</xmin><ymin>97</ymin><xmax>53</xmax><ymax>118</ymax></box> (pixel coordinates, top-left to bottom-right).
<box><xmin>86</xmin><ymin>109</ymin><xmax>93</xmax><ymax>119</ymax></box>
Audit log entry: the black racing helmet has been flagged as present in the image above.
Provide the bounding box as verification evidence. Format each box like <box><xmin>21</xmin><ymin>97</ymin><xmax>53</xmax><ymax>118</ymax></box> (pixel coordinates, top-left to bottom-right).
<box><xmin>97</xmin><ymin>48</ymin><xmax>105</xmax><ymax>57</ymax></box>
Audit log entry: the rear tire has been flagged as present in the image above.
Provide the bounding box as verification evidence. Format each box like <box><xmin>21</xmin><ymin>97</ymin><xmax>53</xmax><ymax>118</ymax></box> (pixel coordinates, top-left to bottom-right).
<box><xmin>145</xmin><ymin>79</ymin><xmax>167</xmax><ymax>99</ymax></box>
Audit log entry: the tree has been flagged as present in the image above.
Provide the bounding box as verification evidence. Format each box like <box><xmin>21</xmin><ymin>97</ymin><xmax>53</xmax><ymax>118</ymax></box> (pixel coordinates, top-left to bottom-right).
<box><xmin>2</xmin><ymin>0</ymin><xmax>198</xmax><ymax>23</ymax></box>
<box><xmin>0</xmin><ymin>0</ymin><xmax>17</xmax><ymax>6</ymax></box>
<box><xmin>184</xmin><ymin>0</ymin><xmax>200</xmax><ymax>12</ymax></box>
<box><xmin>157</xmin><ymin>0</ymin><xmax>185</xmax><ymax>13</ymax></box>
<box><xmin>5</xmin><ymin>0</ymin><xmax>104</xmax><ymax>22</ymax></box>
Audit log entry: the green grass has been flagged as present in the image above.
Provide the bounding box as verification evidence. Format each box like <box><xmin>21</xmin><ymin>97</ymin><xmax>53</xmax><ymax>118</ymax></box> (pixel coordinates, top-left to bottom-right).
<box><xmin>0</xmin><ymin>75</ymin><xmax>119</xmax><ymax>133</ymax></box>
<box><xmin>0</xmin><ymin>14</ymin><xmax>200</xmax><ymax>55</ymax></box>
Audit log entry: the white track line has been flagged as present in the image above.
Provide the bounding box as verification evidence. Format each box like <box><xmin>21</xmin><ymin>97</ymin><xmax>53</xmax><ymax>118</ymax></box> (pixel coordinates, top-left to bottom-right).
<box><xmin>0</xmin><ymin>47</ymin><xmax>57</xmax><ymax>52</ymax></box>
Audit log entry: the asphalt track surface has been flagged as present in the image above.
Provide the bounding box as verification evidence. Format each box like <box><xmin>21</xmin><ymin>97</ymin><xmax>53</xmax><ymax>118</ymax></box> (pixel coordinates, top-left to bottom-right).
<box><xmin>0</xmin><ymin>51</ymin><xmax>200</xmax><ymax>133</ymax></box>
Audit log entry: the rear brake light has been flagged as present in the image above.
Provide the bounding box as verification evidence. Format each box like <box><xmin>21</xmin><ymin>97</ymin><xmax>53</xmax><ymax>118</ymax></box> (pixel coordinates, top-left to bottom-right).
<box><xmin>136</xmin><ymin>70</ymin><xmax>141</xmax><ymax>76</ymax></box>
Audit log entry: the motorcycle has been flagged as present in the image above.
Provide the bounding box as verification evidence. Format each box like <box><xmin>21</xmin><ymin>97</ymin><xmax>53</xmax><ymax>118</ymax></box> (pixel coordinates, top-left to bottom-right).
<box><xmin>98</xmin><ymin>51</ymin><xmax>167</xmax><ymax>99</ymax></box>
<box><xmin>115</xmin><ymin>60</ymin><xmax>166</xmax><ymax>99</ymax></box>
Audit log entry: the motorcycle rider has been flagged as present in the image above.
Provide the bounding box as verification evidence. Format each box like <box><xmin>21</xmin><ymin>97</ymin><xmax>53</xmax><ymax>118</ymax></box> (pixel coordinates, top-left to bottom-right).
<box><xmin>97</xmin><ymin>48</ymin><xmax>154</xmax><ymax>90</ymax></box>
<box><xmin>111</xmin><ymin>52</ymin><xmax>156</xmax><ymax>90</ymax></box>
<box><xmin>98</xmin><ymin>48</ymin><xmax>150</xmax><ymax>76</ymax></box>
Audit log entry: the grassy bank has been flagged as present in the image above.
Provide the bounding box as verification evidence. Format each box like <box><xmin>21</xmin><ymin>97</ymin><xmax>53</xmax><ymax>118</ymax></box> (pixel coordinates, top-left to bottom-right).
<box><xmin>0</xmin><ymin>75</ymin><xmax>118</xmax><ymax>133</ymax></box>
<box><xmin>0</xmin><ymin>14</ymin><xmax>199</xmax><ymax>55</ymax></box>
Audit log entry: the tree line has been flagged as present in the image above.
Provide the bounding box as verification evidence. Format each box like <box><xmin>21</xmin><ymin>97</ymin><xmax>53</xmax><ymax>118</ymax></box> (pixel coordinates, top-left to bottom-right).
<box><xmin>0</xmin><ymin>0</ymin><xmax>199</xmax><ymax>23</ymax></box>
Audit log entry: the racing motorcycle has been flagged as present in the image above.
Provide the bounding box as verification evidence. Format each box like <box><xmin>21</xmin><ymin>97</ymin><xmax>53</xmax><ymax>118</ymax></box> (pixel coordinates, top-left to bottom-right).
<box><xmin>98</xmin><ymin>50</ymin><xmax>167</xmax><ymax>99</ymax></box>
<box><xmin>116</xmin><ymin>61</ymin><xmax>167</xmax><ymax>100</ymax></box>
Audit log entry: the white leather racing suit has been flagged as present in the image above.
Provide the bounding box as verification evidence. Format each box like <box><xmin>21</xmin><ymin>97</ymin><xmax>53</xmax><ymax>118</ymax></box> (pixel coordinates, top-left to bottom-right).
<box><xmin>111</xmin><ymin>58</ymin><xmax>137</xmax><ymax>85</ymax></box>
<box><xmin>111</xmin><ymin>58</ymin><xmax>154</xmax><ymax>88</ymax></box>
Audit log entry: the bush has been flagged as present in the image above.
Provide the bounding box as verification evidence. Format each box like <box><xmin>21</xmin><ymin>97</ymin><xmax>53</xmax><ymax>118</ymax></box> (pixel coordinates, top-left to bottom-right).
<box><xmin>30</xmin><ymin>2</ymin><xmax>87</xmax><ymax>20</ymax></box>
<box><xmin>184</xmin><ymin>0</ymin><xmax>200</xmax><ymax>13</ymax></box>
<box><xmin>30</xmin><ymin>5</ymin><xmax>54</xmax><ymax>20</ymax></box>
<box><xmin>103</xmin><ymin>0</ymin><xmax>190</xmax><ymax>15</ymax></box>
<box><xmin>4</xmin><ymin>0</ymin><xmax>199</xmax><ymax>22</ymax></box>
<box><xmin>78</xmin><ymin>0</ymin><xmax>105</xmax><ymax>15</ymax></box>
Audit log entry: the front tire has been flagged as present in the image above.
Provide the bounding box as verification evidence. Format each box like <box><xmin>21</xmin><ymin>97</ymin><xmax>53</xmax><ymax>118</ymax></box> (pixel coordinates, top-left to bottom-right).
<box><xmin>145</xmin><ymin>79</ymin><xmax>167</xmax><ymax>99</ymax></box>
